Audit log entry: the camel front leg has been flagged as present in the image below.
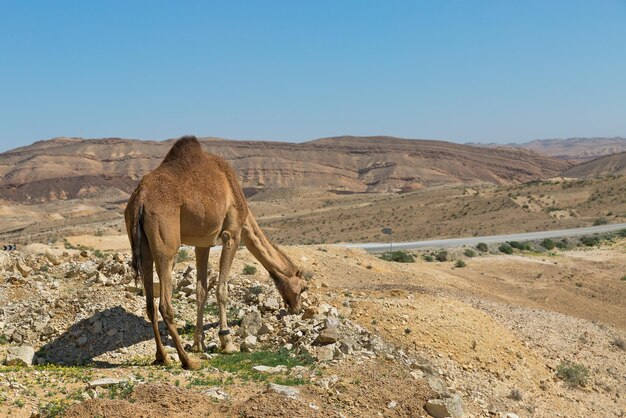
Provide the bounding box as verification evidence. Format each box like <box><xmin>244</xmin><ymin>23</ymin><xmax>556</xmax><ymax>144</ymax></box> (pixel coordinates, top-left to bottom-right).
<box><xmin>217</xmin><ymin>231</ymin><xmax>240</xmax><ymax>354</ymax></box>
<box><xmin>191</xmin><ymin>246</ymin><xmax>210</xmax><ymax>352</ymax></box>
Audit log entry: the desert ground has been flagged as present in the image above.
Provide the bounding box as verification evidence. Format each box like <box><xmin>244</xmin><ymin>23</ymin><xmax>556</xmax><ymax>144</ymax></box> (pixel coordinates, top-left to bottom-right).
<box><xmin>0</xmin><ymin>228</ymin><xmax>625</xmax><ymax>417</ymax></box>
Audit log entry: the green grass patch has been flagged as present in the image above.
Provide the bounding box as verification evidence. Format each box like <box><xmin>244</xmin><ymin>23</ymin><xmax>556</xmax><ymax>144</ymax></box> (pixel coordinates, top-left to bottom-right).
<box><xmin>107</xmin><ymin>382</ymin><xmax>135</xmax><ymax>400</ymax></box>
<box><xmin>422</xmin><ymin>254</ymin><xmax>434</xmax><ymax>262</ymax></box>
<box><xmin>39</xmin><ymin>399</ymin><xmax>72</xmax><ymax>417</ymax></box>
<box><xmin>208</xmin><ymin>348</ymin><xmax>314</xmax><ymax>383</ymax></box>
<box><xmin>379</xmin><ymin>250</ymin><xmax>415</xmax><ymax>263</ymax></box>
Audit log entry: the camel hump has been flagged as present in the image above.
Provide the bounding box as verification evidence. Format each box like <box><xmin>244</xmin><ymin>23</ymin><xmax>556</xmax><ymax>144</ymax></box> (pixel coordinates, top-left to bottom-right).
<box><xmin>163</xmin><ymin>135</ymin><xmax>203</xmax><ymax>162</ymax></box>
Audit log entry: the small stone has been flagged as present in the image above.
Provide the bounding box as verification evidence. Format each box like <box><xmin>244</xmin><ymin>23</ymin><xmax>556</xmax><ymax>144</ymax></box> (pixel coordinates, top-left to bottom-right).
<box><xmin>267</xmin><ymin>383</ymin><xmax>299</xmax><ymax>398</ymax></box>
<box><xmin>203</xmin><ymin>386</ymin><xmax>229</xmax><ymax>401</ymax></box>
<box><xmin>16</xmin><ymin>260</ymin><xmax>33</xmax><ymax>277</ymax></box>
<box><xmin>262</xmin><ymin>297</ymin><xmax>280</xmax><ymax>312</ymax></box>
<box><xmin>316</xmin><ymin>375</ymin><xmax>339</xmax><ymax>389</ymax></box>
<box><xmin>425</xmin><ymin>395</ymin><xmax>465</xmax><ymax>418</ymax></box>
<box><xmin>240</xmin><ymin>311</ymin><xmax>262</xmax><ymax>337</ymax></box>
<box><xmin>242</xmin><ymin>335</ymin><xmax>258</xmax><ymax>351</ymax></box>
<box><xmin>316</xmin><ymin>327</ymin><xmax>340</xmax><ymax>345</ymax></box>
<box><xmin>387</xmin><ymin>400</ymin><xmax>397</xmax><ymax>409</ymax></box>
<box><xmin>77</xmin><ymin>336</ymin><xmax>88</xmax><ymax>346</ymax></box>
<box><xmin>5</xmin><ymin>346</ymin><xmax>35</xmax><ymax>366</ymax></box>
<box><xmin>258</xmin><ymin>323</ymin><xmax>274</xmax><ymax>335</ymax></box>
<box><xmin>45</xmin><ymin>251</ymin><xmax>62</xmax><ymax>266</ymax></box>
<box><xmin>315</xmin><ymin>345</ymin><xmax>334</xmax><ymax>361</ymax></box>
<box><xmin>113</xmin><ymin>253</ymin><xmax>125</xmax><ymax>263</ymax></box>
<box><xmin>92</xmin><ymin>321</ymin><xmax>103</xmax><ymax>334</ymax></box>
<box><xmin>502</xmin><ymin>414</ymin><xmax>519</xmax><ymax>418</ymax></box>
<box><xmin>324</xmin><ymin>316</ymin><xmax>341</xmax><ymax>328</ymax></box>
<box><xmin>106</xmin><ymin>329</ymin><xmax>117</xmax><ymax>336</ymax></box>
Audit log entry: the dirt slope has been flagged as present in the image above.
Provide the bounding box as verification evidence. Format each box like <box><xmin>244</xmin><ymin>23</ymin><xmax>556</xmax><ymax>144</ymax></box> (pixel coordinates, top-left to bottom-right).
<box><xmin>562</xmin><ymin>151</ymin><xmax>626</xmax><ymax>178</ymax></box>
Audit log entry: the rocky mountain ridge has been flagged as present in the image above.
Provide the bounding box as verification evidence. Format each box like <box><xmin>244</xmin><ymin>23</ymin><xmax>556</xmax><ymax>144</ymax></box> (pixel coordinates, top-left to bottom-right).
<box><xmin>0</xmin><ymin>136</ymin><xmax>571</xmax><ymax>203</ymax></box>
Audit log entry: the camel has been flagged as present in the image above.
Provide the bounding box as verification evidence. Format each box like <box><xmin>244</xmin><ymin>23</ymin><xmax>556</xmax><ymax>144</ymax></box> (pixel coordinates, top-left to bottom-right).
<box><xmin>124</xmin><ymin>136</ymin><xmax>306</xmax><ymax>370</ymax></box>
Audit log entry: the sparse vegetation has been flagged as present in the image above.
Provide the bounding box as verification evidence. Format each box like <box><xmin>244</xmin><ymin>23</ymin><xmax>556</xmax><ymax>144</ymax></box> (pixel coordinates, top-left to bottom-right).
<box><xmin>593</xmin><ymin>217</ymin><xmax>608</xmax><ymax>226</ymax></box>
<box><xmin>108</xmin><ymin>381</ymin><xmax>135</xmax><ymax>399</ymax></box>
<box><xmin>455</xmin><ymin>260</ymin><xmax>466</xmax><ymax>268</ymax></box>
<box><xmin>435</xmin><ymin>250</ymin><xmax>448</xmax><ymax>262</ymax></box>
<box><xmin>476</xmin><ymin>242</ymin><xmax>488</xmax><ymax>252</ymax></box>
<box><xmin>541</xmin><ymin>238</ymin><xmax>555</xmax><ymax>250</ymax></box>
<box><xmin>508</xmin><ymin>241</ymin><xmax>531</xmax><ymax>251</ymax></box>
<box><xmin>580</xmin><ymin>235</ymin><xmax>601</xmax><ymax>247</ymax></box>
<box><xmin>39</xmin><ymin>399</ymin><xmax>72</xmax><ymax>417</ymax></box>
<box><xmin>379</xmin><ymin>250</ymin><xmax>415</xmax><ymax>263</ymax></box>
<box><xmin>177</xmin><ymin>248</ymin><xmax>192</xmax><ymax>262</ymax></box>
<box><xmin>556</xmin><ymin>361</ymin><xmax>589</xmax><ymax>387</ymax></box>
<box><xmin>463</xmin><ymin>248</ymin><xmax>475</xmax><ymax>258</ymax></box>
<box><xmin>611</xmin><ymin>338</ymin><xmax>625</xmax><ymax>351</ymax></box>
<box><xmin>422</xmin><ymin>254</ymin><xmax>434</xmax><ymax>262</ymax></box>
<box><xmin>243</xmin><ymin>264</ymin><xmax>258</xmax><ymax>275</ymax></box>
<box><xmin>498</xmin><ymin>243</ymin><xmax>513</xmax><ymax>254</ymax></box>
<box><xmin>509</xmin><ymin>388</ymin><xmax>523</xmax><ymax>401</ymax></box>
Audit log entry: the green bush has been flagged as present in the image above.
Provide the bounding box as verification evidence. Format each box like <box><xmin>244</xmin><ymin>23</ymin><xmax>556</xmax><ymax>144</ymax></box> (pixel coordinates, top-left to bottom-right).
<box><xmin>555</xmin><ymin>239</ymin><xmax>569</xmax><ymax>250</ymax></box>
<box><xmin>499</xmin><ymin>243</ymin><xmax>513</xmax><ymax>254</ymax></box>
<box><xmin>593</xmin><ymin>217</ymin><xmax>608</xmax><ymax>226</ymax></box>
<box><xmin>580</xmin><ymin>235</ymin><xmax>601</xmax><ymax>247</ymax></box>
<box><xmin>476</xmin><ymin>242</ymin><xmax>488</xmax><ymax>252</ymax></box>
<box><xmin>618</xmin><ymin>229</ymin><xmax>626</xmax><ymax>238</ymax></box>
<box><xmin>556</xmin><ymin>361</ymin><xmax>589</xmax><ymax>387</ymax></box>
<box><xmin>541</xmin><ymin>238</ymin><xmax>555</xmax><ymax>250</ymax></box>
<box><xmin>455</xmin><ymin>260</ymin><xmax>466</xmax><ymax>268</ymax></box>
<box><xmin>243</xmin><ymin>264</ymin><xmax>258</xmax><ymax>275</ymax></box>
<box><xmin>422</xmin><ymin>254</ymin><xmax>434</xmax><ymax>262</ymax></box>
<box><xmin>435</xmin><ymin>250</ymin><xmax>448</xmax><ymax>262</ymax></box>
<box><xmin>463</xmin><ymin>249</ymin><xmax>476</xmax><ymax>258</ymax></box>
<box><xmin>380</xmin><ymin>250</ymin><xmax>415</xmax><ymax>263</ymax></box>
<box><xmin>508</xmin><ymin>241</ymin><xmax>531</xmax><ymax>251</ymax></box>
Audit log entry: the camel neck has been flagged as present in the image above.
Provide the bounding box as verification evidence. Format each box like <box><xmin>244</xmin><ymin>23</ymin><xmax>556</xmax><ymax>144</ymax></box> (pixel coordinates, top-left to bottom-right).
<box><xmin>241</xmin><ymin>213</ymin><xmax>297</xmax><ymax>278</ymax></box>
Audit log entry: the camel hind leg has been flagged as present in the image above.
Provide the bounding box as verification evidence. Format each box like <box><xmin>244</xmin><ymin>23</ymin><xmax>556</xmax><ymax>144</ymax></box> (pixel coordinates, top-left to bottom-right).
<box><xmin>191</xmin><ymin>246</ymin><xmax>211</xmax><ymax>352</ymax></box>
<box><xmin>217</xmin><ymin>230</ymin><xmax>240</xmax><ymax>354</ymax></box>
<box><xmin>140</xmin><ymin>239</ymin><xmax>169</xmax><ymax>365</ymax></box>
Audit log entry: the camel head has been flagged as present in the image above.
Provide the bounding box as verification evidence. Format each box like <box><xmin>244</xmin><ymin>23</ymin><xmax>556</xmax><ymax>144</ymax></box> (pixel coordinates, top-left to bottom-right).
<box><xmin>271</xmin><ymin>269</ymin><xmax>306</xmax><ymax>314</ymax></box>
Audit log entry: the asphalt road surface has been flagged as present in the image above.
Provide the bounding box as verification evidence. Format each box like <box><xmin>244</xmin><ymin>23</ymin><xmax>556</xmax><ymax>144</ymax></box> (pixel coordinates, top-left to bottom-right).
<box><xmin>340</xmin><ymin>222</ymin><xmax>626</xmax><ymax>253</ymax></box>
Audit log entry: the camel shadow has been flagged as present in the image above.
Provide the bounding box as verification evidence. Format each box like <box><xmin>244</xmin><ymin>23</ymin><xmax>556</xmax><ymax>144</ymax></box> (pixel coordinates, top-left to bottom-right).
<box><xmin>37</xmin><ymin>305</ymin><xmax>163</xmax><ymax>367</ymax></box>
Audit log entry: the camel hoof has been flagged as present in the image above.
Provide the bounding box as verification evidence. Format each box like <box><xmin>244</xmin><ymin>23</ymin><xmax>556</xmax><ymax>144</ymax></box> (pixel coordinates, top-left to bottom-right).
<box><xmin>221</xmin><ymin>342</ymin><xmax>240</xmax><ymax>354</ymax></box>
<box><xmin>183</xmin><ymin>358</ymin><xmax>202</xmax><ymax>371</ymax></box>
<box><xmin>152</xmin><ymin>357</ymin><xmax>171</xmax><ymax>366</ymax></box>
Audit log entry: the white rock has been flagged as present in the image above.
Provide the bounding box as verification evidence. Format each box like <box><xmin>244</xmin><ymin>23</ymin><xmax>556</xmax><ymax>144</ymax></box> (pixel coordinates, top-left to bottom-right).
<box><xmin>267</xmin><ymin>383</ymin><xmax>299</xmax><ymax>398</ymax></box>
<box><xmin>89</xmin><ymin>378</ymin><xmax>126</xmax><ymax>388</ymax></box>
<box><xmin>387</xmin><ymin>400</ymin><xmax>397</xmax><ymax>409</ymax></box>
<box><xmin>502</xmin><ymin>414</ymin><xmax>519</xmax><ymax>418</ymax></box>
<box><xmin>5</xmin><ymin>346</ymin><xmax>35</xmax><ymax>366</ymax></box>
<box><xmin>203</xmin><ymin>386</ymin><xmax>229</xmax><ymax>400</ymax></box>
<box><xmin>253</xmin><ymin>365</ymin><xmax>287</xmax><ymax>374</ymax></box>
<box><xmin>425</xmin><ymin>395</ymin><xmax>465</xmax><ymax>418</ymax></box>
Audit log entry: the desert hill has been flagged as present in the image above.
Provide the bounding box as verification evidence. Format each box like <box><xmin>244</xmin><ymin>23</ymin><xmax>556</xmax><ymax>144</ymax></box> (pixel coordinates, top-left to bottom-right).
<box><xmin>473</xmin><ymin>137</ymin><xmax>626</xmax><ymax>162</ymax></box>
<box><xmin>562</xmin><ymin>151</ymin><xmax>626</xmax><ymax>178</ymax></box>
<box><xmin>0</xmin><ymin>135</ymin><xmax>571</xmax><ymax>203</ymax></box>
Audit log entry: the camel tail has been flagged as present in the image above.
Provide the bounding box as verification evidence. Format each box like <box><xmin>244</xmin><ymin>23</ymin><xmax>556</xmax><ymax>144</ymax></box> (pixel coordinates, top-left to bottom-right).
<box><xmin>129</xmin><ymin>203</ymin><xmax>144</xmax><ymax>287</ymax></box>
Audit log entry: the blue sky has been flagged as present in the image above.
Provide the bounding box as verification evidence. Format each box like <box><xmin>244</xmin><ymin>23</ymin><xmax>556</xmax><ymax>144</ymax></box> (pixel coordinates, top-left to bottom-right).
<box><xmin>1</xmin><ymin>1</ymin><xmax>625</xmax><ymax>151</ymax></box>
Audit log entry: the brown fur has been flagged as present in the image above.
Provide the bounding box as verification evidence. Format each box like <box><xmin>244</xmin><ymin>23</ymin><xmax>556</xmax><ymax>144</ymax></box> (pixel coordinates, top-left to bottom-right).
<box><xmin>125</xmin><ymin>136</ymin><xmax>304</xmax><ymax>369</ymax></box>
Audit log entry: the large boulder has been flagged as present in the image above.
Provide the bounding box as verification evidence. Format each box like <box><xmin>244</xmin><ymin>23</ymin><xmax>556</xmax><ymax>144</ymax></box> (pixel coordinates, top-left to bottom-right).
<box><xmin>425</xmin><ymin>395</ymin><xmax>466</xmax><ymax>418</ymax></box>
<box><xmin>5</xmin><ymin>345</ymin><xmax>35</xmax><ymax>366</ymax></box>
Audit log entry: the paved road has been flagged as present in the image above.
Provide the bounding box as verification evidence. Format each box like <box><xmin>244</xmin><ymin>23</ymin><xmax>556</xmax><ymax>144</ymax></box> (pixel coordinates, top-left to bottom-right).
<box><xmin>340</xmin><ymin>222</ymin><xmax>626</xmax><ymax>253</ymax></box>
